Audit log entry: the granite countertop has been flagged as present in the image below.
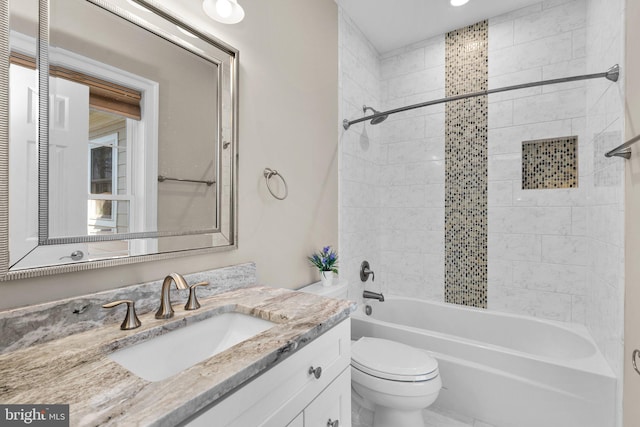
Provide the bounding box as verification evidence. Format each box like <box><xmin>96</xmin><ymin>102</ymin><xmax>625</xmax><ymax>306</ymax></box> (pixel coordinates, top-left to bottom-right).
<box><xmin>0</xmin><ymin>286</ymin><xmax>355</xmax><ymax>426</ymax></box>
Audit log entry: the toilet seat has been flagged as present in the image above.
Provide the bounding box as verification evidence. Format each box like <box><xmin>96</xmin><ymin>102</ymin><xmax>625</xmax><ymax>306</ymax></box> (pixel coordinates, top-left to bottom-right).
<box><xmin>351</xmin><ymin>337</ymin><xmax>439</xmax><ymax>382</ymax></box>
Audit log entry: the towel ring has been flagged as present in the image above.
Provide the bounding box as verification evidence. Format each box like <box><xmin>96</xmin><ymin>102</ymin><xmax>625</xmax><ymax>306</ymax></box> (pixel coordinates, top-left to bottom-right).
<box><xmin>264</xmin><ymin>168</ymin><xmax>288</xmax><ymax>200</ymax></box>
<box><xmin>633</xmin><ymin>349</ymin><xmax>640</xmax><ymax>376</ymax></box>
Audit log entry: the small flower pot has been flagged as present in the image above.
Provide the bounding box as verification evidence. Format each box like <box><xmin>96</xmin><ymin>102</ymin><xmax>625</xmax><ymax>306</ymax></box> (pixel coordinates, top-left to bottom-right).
<box><xmin>321</xmin><ymin>271</ymin><xmax>334</xmax><ymax>287</ymax></box>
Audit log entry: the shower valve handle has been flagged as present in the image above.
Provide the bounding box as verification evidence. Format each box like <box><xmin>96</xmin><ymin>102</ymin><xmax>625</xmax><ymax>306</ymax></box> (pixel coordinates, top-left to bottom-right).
<box><xmin>360</xmin><ymin>260</ymin><xmax>375</xmax><ymax>282</ymax></box>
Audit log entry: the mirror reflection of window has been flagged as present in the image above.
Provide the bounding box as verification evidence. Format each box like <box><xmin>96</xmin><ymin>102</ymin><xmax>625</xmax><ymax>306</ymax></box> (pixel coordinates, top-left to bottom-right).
<box><xmin>90</xmin><ymin>144</ymin><xmax>114</xmax><ymax>196</ymax></box>
<box><xmin>88</xmin><ymin>132</ymin><xmax>116</xmax><ymax>233</ymax></box>
<box><xmin>88</xmin><ymin>110</ymin><xmax>131</xmax><ymax>236</ymax></box>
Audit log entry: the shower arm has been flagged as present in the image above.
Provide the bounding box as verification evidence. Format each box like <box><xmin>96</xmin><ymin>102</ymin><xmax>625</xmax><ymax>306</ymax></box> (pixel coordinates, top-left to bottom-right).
<box><xmin>342</xmin><ymin>64</ymin><xmax>620</xmax><ymax>130</ymax></box>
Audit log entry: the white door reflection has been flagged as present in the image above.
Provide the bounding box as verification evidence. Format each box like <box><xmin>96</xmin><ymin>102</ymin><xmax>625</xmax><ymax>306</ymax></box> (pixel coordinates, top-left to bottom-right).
<box><xmin>8</xmin><ymin>64</ymin><xmax>38</xmax><ymax>265</ymax></box>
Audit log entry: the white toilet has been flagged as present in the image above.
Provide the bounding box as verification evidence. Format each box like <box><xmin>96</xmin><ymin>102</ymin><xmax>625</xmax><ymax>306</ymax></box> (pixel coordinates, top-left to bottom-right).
<box><xmin>351</xmin><ymin>336</ymin><xmax>441</xmax><ymax>427</ymax></box>
<box><xmin>299</xmin><ymin>281</ymin><xmax>442</xmax><ymax>427</ymax></box>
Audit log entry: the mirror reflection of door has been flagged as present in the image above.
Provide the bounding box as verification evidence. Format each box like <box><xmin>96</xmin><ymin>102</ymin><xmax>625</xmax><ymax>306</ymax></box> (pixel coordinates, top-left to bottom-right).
<box><xmin>46</xmin><ymin>75</ymin><xmax>91</xmax><ymax>261</ymax></box>
<box><xmin>8</xmin><ymin>64</ymin><xmax>38</xmax><ymax>265</ymax></box>
<box><xmin>9</xmin><ymin>66</ymin><xmax>92</xmax><ymax>265</ymax></box>
<box><xmin>48</xmin><ymin>76</ymin><xmax>89</xmax><ymax>238</ymax></box>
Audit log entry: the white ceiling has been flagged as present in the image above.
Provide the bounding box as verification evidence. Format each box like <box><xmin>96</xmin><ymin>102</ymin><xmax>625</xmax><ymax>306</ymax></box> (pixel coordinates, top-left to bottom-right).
<box><xmin>338</xmin><ymin>0</ymin><xmax>543</xmax><ymax>54</ymax></box>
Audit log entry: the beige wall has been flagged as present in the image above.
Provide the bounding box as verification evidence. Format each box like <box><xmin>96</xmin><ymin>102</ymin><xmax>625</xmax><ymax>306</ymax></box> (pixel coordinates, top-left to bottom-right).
<box><xmin>624</xmin><ymin>0</ymin><xmax>640</xmax><ymax>424</ymax></box>
<box><xmin>0</xmin><ymin>0</ymin><xmax>339</xmax><ymax>310</ymax></box>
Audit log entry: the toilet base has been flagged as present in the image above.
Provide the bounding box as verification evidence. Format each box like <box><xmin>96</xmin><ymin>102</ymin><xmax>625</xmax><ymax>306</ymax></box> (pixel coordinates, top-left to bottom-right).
<box><xmin>373</xmin><ymin>405</ymin><xmax>425</xmax><ymax>427</ymax></box>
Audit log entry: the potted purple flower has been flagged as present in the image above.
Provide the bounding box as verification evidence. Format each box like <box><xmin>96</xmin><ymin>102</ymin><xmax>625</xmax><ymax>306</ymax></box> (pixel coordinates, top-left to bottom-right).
<box><xmin>308</xmin><ymin>246</ymin><xmax>339</xmax><ymax>287</ymax></box>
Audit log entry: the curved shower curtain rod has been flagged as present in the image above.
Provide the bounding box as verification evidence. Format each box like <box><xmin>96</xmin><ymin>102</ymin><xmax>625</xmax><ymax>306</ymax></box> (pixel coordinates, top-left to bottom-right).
<box><xmin>342</xmin><ymin>64</ymin><xmax>620</xmax><ymax>130</ymax></box>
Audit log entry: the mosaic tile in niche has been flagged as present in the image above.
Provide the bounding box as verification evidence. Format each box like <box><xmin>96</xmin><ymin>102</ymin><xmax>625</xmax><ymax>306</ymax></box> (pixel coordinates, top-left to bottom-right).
<box><xmin>522</xmin><ymin>136</ymin><xmax>578</xmax><ymax>190</ymax></box>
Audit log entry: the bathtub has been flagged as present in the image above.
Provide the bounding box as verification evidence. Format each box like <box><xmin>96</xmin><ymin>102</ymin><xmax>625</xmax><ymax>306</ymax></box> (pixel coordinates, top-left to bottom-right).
<box><xmin>351</xmin><ymin>296</ymin><xmax>616</xmax><ymax>427</ymax></box>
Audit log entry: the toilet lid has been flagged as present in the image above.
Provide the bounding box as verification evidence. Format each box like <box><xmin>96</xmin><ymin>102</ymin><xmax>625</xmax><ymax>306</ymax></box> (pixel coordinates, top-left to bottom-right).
<box><xmin>351</xmin><ymin>337</ymin><xmax>439</xmax><ymax>382</ymax></box>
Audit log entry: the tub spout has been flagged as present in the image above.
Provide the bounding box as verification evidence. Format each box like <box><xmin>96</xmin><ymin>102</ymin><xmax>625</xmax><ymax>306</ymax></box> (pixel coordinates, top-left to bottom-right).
<box><xmin>363</xmin><ymin>290</ymin><xmax>384</xmax><ymax>302</ymax></box>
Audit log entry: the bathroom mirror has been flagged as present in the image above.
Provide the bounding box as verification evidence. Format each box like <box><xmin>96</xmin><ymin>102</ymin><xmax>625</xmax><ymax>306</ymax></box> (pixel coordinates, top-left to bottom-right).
<box><xmin>0</xmin><ymin>0</ymin><xmax>238</xmax><ymax>279</ymax></box>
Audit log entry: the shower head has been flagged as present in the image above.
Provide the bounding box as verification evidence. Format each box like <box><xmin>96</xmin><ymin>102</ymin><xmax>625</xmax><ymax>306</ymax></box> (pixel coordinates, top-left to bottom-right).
<box><xmin>363</xmin><ymin>105</ymin><xmax>388</xmax><ymax>125</ymax></box>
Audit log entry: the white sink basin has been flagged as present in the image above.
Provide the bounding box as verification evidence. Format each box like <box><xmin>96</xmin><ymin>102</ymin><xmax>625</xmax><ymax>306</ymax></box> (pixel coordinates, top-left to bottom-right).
<box><xmin>108</xmin><ymin>312</ymin><xmax>275</xmax><ymax>382</ymax></box>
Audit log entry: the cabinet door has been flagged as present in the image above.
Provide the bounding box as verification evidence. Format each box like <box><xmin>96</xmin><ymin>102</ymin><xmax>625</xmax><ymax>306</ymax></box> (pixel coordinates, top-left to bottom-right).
<box><xmin>304</xmin><ymin>368</ymin><xmax>351</xmax><ymax>427</ymax></box>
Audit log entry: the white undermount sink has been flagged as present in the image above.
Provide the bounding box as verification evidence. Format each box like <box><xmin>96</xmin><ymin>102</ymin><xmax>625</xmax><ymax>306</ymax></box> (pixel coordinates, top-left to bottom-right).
<box><xmin>107</xmin><ymin>312</ymin><xmax>276</xmax><ymax>382</ymax></box>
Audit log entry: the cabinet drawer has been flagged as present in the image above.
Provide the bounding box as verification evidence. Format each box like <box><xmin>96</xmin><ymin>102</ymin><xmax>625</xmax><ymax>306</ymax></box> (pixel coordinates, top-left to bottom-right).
<box><xmin>184</xmin><ymin>319</ymin><xmax>350</xmax><ymax>427</ymax></box>
<box><xmin>304</xmin><ymin>367</ymin><xmax>351</xmax><ymax>427</ymax></box>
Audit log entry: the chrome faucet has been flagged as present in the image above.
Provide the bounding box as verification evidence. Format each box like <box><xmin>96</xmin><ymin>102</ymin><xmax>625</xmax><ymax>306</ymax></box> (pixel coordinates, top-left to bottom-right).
<box><xmin>363</xmin><ymin>290</ymin><xmax>384</xmax><ymax>302</ymax></box>
<box><xmin>155</xmin><ymin>273</ymin><xmax>189</xmax><ymax>319</ymax></box>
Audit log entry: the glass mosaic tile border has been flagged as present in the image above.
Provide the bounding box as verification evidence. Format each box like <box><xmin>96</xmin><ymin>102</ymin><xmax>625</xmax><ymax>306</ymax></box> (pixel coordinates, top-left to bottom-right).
<box><xmin>444</xmin><ymin>21</ymin><xmax>488</xmax><ymax>309</ymax></box>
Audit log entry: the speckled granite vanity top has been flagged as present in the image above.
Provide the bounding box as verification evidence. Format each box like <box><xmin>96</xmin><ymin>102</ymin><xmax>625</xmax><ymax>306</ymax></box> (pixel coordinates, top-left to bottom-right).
<box><xmin>0</xmin><ymin>285</ymin><xmax>354</xmax><ymax>426</ymax></box>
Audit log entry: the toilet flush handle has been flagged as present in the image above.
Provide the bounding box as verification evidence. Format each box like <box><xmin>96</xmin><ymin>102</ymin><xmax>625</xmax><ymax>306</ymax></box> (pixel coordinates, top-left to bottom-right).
<box><xmin>327</xmin><ymin>419</ymin><xmax>339</xmax><ymax>427</ymax></box>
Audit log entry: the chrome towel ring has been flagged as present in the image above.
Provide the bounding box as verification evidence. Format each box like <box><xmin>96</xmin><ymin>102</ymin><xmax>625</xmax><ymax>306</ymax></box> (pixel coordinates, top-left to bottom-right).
<box><xmin>264</xmin><ymin>168</ymin><xmax>288</xmax><ymax>200</ymax></box>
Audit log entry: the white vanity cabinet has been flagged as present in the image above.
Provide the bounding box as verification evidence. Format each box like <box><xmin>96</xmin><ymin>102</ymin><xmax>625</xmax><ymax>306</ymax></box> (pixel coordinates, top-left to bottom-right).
<box><xmin>302</xmin><ymin>368</ymin><xmax>351</xmax><ymax>427</ymax></box>
<box><xmin>184</xmin><ymin>319</ymin><xmax>352</xmax><ymax>427</ymax></box>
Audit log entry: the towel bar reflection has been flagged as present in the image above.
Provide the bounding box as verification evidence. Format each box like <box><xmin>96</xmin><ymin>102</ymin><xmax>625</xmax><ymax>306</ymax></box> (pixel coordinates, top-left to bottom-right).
<box><xmin>157</xmin><ymin>175</ymin><xmax>215</xmax><ymax>186</ymax></box>
<box><xmin>264</xmin><ymin>168</ymin><xmax>288</xmax><ymax>200</ymax></box>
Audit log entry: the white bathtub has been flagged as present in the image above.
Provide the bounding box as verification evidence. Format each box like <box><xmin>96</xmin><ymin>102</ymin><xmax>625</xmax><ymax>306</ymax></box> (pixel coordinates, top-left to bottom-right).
<box><xmin>351</xmin><ymin>296</ymin><xmax>616</xmax><ymax>427</ymax></box>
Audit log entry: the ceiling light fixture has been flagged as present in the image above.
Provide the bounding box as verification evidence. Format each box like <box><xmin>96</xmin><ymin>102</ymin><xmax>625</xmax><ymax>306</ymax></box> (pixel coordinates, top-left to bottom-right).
<box><xmin>450</xmin><ymin>0</ymin><xmax>470</xmax><ymax>6</ymax></box>
<box><xmin>202</xmin><ymin>0</ymin><xmax>245</xmax><ymax>24</ymax></box>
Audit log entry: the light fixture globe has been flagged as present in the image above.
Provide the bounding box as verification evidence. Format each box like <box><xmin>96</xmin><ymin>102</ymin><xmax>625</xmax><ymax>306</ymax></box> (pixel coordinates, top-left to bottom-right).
<box><xmin>203</xmin><ymin>0</ymin><xmax>245</xmax><ymax>24</ymax></box>
<box><xmin>450</xmin><ymin>0</ymin><xmax>470</xmax><ymax>6</ymax></box>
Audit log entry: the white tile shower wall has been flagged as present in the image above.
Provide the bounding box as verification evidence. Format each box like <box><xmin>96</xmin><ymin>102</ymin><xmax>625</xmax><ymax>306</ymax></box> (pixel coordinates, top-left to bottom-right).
<box><xmin>487</xmin><ymin>0</ymin><xmax>590</xmax><ymax>323</ymax></box>
<box><xmin>585</xmin><ymin>0</ymin><xmax>625</xmax><ymax>422</ymax></box>
<box><xmin>377</xmin><ymin>35</ymin><xmax>446</xmax><ymax>301</ymax></box>
<box><xmin>339</xmin><ymin>6</ymin><xmax>624</xmax><ymax>384</ymax></box>
<box><xmin>338</xmin><ymin>8</ymin><xmax>384</xmax><ymax>303</ymax></box>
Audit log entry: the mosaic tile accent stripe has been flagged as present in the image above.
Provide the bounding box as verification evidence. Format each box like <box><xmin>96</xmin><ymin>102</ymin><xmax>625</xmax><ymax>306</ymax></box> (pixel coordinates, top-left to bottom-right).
<box><xmin>522</xmin><ymin>136</ymin><xmax>578</xmax><ymax>189</ymax></box>
<box><xmin>444</xmin><ymin>21</ymin><xmax>488</xmax><ymax>309</ymax></box>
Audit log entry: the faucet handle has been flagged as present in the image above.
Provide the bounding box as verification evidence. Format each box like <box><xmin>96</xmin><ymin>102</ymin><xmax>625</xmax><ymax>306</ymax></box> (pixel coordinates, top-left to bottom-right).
<box><xmin>360</xmin><ymin>260</ymin><xmax>375</xmax><ymax>282</ymax></box>
<box><xmin>184</xmin><ymin>282</ymin><xmax>209</xmax><ymax>310</ymax></box>
<box><xmin>102</xmin><ymin>300</ymin><xmax>142</xmax><ymax>330</ymax></box>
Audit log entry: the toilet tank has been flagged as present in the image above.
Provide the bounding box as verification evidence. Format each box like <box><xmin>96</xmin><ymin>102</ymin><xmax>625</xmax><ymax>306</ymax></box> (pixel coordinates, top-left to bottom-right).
<box><xmin>297</xmin><ymin>280</ymin><xmax>349</xmax><ymax>299</ymax></box>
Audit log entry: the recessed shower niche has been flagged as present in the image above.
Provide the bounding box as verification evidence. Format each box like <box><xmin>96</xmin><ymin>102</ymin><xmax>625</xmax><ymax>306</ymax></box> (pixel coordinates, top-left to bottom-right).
<box><xmin>522</xmin><ymin>136</ymin><xmax>578</xmax><ymax>190</ymax></box>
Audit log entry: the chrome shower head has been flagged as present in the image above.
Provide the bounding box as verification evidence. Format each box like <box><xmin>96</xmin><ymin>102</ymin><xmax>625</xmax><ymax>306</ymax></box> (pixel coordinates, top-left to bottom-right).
<box><xmin>363</xmin><ymin>105</ymin><xmax>388</xmax><ymax>125</ymax></box>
